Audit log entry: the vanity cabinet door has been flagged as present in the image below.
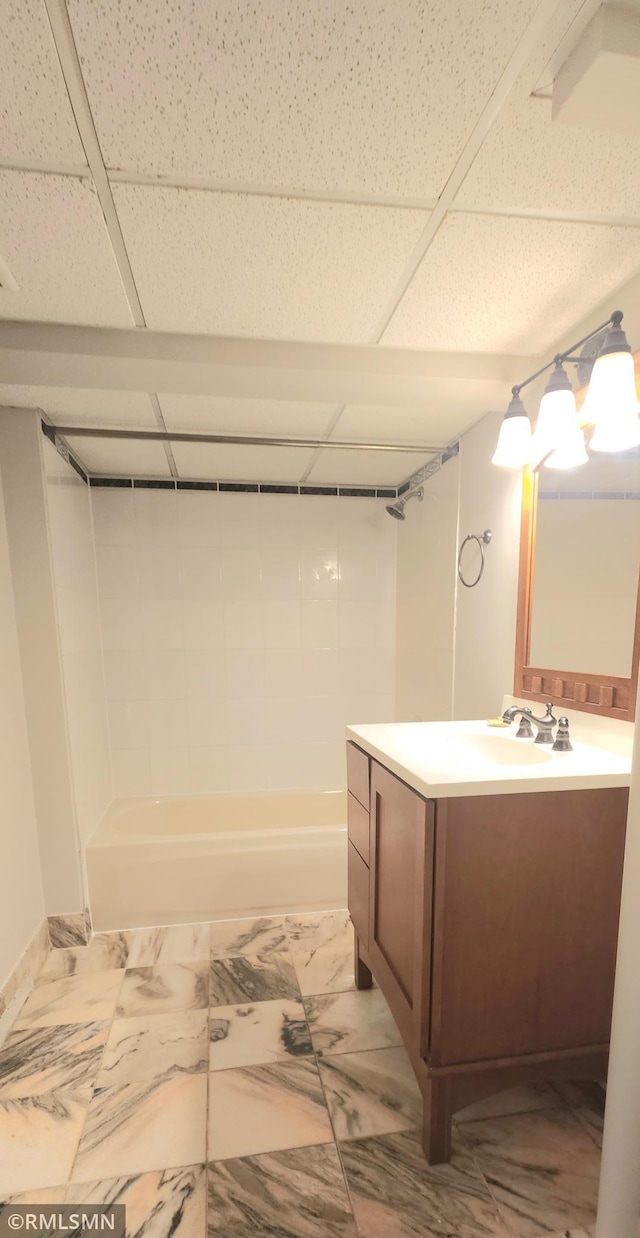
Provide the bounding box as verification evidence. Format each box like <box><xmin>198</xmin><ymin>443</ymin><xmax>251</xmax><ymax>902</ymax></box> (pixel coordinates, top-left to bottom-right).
<box><xmin>368</xmin><ymin>760</ymin><xmax>434</xmax><ymax>1058</ymax></box>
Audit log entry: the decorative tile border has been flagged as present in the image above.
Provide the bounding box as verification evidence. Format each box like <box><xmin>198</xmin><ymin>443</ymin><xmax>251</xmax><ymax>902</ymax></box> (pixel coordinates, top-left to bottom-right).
<box><xmin>0</xmin><ymin>919</ymin><xmax>50</xmax><ymax>1038</ymax></box>
<box><xmin>48</xmin><ymin>907</ymin><xmax>92</xmax><ymax>949</ymax></box>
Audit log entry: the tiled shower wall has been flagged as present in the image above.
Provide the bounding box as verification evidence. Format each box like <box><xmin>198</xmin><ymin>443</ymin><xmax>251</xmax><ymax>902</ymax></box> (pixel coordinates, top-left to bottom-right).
<box><xmin>43</xmin><ymin>439</ymin><xmax>113</xmax><ymax>842</ymax></box>
<box><xmin>92</xmin><ymin>486</ymin><xmax>396</xmax><ymax>797</ymax></box>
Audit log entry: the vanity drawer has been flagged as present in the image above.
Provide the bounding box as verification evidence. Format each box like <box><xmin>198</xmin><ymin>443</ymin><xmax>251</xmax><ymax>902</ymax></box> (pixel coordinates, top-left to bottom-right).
<box><xmin>347</xmin><ymin>742</ymin><xmax>370</xmax><ymax>812</ymax></box>
<box><xmin>348</xmin><ymin>792</ymin><xmax>370</xmax><ymax>864</ymax></box>
<box><xmin>348</xmin><ymin>842</ymin><xmax>370</xmax><ymax>949</ymax></box>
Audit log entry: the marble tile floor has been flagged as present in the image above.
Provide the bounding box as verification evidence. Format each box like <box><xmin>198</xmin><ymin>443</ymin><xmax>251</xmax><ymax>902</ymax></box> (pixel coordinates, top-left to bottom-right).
<box><xmin>0</xmin><ymin>911</ymin><xmax>606</xmax><ymax>1236</ymax></box>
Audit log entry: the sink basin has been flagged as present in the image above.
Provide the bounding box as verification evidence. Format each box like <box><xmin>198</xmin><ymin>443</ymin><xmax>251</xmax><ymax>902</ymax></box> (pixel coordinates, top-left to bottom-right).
<box><xmin>452</xmin><ymin>733</ymin><xmax>554</xmax><ymax>767</ymax></box>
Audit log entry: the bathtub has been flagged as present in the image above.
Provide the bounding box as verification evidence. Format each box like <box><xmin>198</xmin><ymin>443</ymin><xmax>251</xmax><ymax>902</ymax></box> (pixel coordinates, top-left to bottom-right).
<box><xmin>86</xmin><ymin>790</ymin><xmax>348</xmax><ymax>930</ymax></box>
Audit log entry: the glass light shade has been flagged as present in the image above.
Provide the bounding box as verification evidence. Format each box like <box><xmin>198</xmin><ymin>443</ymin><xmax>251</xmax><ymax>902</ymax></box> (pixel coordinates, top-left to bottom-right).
<box><xmin>585</xmin><ymin>350</ymin><xmax>640</xmax><ymax>452</ymax></box>
<box><xmin>532</xmin><ymin>387</ymin><xmax>588</xmax><ymax>470</ymax></box>
<box><xmin>492</xmin><ymin>397</ymin><xmax>531</xmax><ymax>468</ymax></box>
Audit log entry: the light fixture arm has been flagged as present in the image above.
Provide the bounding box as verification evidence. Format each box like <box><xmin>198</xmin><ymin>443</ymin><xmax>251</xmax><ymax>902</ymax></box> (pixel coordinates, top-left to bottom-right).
<box><xmin>510</xmin><ymin>311</ymin><xmax>623</xmax><ymax>399</ymax></box>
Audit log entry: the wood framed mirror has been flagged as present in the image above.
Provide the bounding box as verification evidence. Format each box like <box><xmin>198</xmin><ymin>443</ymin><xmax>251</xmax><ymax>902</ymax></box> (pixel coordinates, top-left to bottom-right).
<box><xmin>514</xmin><ymin>449</ymin><xmax>640</xmax><ymax>722</ymax></box>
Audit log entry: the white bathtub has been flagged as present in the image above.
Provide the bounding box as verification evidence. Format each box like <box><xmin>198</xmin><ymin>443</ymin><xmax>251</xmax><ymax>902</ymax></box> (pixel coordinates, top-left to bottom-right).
<box><xmin>86</xmin><ymin>790</ymin><xmax>348</xmax><ymax>930</ymax></box>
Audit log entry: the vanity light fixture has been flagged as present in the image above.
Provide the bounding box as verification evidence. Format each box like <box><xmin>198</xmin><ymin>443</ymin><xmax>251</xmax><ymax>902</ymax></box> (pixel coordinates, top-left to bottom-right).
<box><xmin>492</xmin><ymin>309</ymin><xmax>640</xmax><ymax>470</ymax></box>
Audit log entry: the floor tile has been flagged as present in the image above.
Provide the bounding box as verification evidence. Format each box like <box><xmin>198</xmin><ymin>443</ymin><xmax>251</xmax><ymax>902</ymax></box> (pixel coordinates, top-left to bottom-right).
<box><xmin>116</xmin><ymin>962</ymin><xmax>208</xmax><ymax>1019</ymax></box>
<box><xmin>38</xmin><ymin>934</ymin><xmax>129</xmax><ymax>981</ymax></box>
<box><xmin>455</xmin><ymin>1083</ymin><xmax>563</xmax><ymax>1124</ymax></box>
<box><xmin>126</xmin><ymin>923</ymin><xmax>210</xmax><ymax>968</ymax></box>
<box><xmin>304</xmin><ymin>989</ymin><xmax>401</xmax><ymax>1056</ymax></box>
<box><xmin>319</xmin><ymin>1047</ymin><xmax>422</xmax><ymax>1141</ymax></box>
<box><xmin>292</xmin><ymin>943</ymin><xmax>356</xmax><ymax>997</ymax></box>
<box><xmin>210</xmin><ymin>917</ymin><xmax>289</xmax><ymax>959</ymax></box>
<box><xmin>72</xmin><ymin>1073</ymin><xmax>207</xmax><ymax>1183</ymax></box>
<box><xmin>286</xmin><ymin>910</ymin><xmax>353</xmax><ymax>955</ymax></box>
<box><xmin>0</xmin><ymin>1087</ymin><xmax>92</xmax><ymax>1196</ymax></box>
<box><xmin>458</xmin><ymin>1106</ymin><xmax>601</xmax><ymax>1238</ymax></box>
<box><xmin>15</xmin><ymin>971</ymin><xmax>124</xmax><ymax>1029</ymax></box>
<box><xmin>0</xmin><ymin>1022</ymin><xmax>109</xmax><ymax>1099</ymax></box>
<box><xmin>0</xmin><ymin>1186</ymin><xmax>67</xmax><ymax>1206</ymax></box>
<box><xmin>209</xmin><ymin>999</ymin><xmax>312</xmax><ymax>1070</ymax></box>
<box><xmin>210</xmin><ymin>953</ymin><xmax>300</xmax><ymax>1006</ymax></box>
<box><xmin>97</xmin><ymin>1010</ymin><xmax>209</xmax><ymax>1088</ymax></box>
<box><xmin>208</xmin><ymin>1058</ymin><xmax>333</xmax><ymax>1161</ymax></box>
<box><xmin>207</xmin><ymin>1143</ymin><xmax>356</xmax><ymax>1237</ymax></box>
<box><xmin>552</xmin><ymin>1079</ymin><xmax>605</xmax><ymax>1148</ymax></box>
<box><xmin>65</xmin><ymin>1164</ymin><xmax>206</xmax><ymax>1235</ymax></box>
<box><xmin>340</xmin><ymin>1128</ymin><xmax>510</xmax><ymax>1238</ymax></box>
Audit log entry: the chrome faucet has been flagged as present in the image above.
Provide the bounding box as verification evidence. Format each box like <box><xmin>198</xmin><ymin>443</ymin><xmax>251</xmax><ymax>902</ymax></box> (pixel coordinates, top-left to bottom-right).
<box><xmin>502</xmin><ymin>701</ymin><xmax>559</xmax><ymax>745</ymax></box>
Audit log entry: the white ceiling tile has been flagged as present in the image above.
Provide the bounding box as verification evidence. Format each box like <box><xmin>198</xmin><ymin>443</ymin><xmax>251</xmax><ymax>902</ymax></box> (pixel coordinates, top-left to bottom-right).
<box><xmin>69</xmin><ymin>0</ymin><xmax>538</xmax><ymax>197</ymax></box>
<box><xmin>0</xmin><ymin>172</ymin><xmax>135</xmax><ymax>327</ymax></box>
<box><xmin>307</xmin><ymin>448</ymin><xmax>431</xmax><ymax>488</ymax></box>
<box><xmin>113</xmin><ymin>184</ymin><xmax>427</xmax><ymax>342</ymax></box>
<box><xmin>171</xmin><ymin>441</ymin><xmax>315</xmax><ymax>483</ymax></box>
<box><xmin>383</xmin><ymin>213</ymin><xmax>640</xmax><ymax>355</ymax></box>
<box><xmin>1</xmin><ymin>0</ymin><xmax>85</xmax><ymax>165</ymax></box>
<box><xmin>158</xmin><ymin>394</ymin><xmax>336</xmax><ymax>438</ymax></box>
<box><xmin>457</xmin><ymin>92</ymin><xmax>640</xmax><ymax>218</ymax></box>
<box><xmin>335</xmin><ymin>384</ymin><xmax>507</xmax><ymax>447</ymax></box>
<box><xmin>0</xmin><ymin>387</ymin><xmax>157</xmax><ymax>429</ymax></box>
<box><xmin>69</xmin><ymin>437</ymin><xmax>171</xmax><ymax>477</ymax></box>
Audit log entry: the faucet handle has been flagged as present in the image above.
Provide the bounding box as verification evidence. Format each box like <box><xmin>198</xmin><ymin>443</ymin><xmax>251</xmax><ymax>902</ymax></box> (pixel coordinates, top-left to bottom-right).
<box><xmin>552</xmin><ymin>717</ymin><xmax>573</xmax><ymax>752</ymax></box>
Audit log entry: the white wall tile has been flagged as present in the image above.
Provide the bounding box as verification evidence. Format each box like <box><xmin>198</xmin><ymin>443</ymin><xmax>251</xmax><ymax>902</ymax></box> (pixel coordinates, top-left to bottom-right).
<box><xmin>184</xmin><ymin>649</ymin><xmax>226</xmax><ymax>699</ymax></box>
<box><xmin>178</xmin><ymin>546</ymin><xmax>223</xmax><ymax>600</ymax></box>
<box><xmin>141</xmin><ymin>599</ymin><xmax>184</xmax><ymax>650</ymax></box>
<box><xmin>143</xmin><ymin>649</ymin><xmax>186</xmax><ymax>700</ymax></box>
<box><xmin>111</xmin><ymin>748</ymin><xmax>151</xmax><ymax>798</ymax></box>
<box><xmin>100</xmin><ymin>598</ymin><xmax>144</xmax><ymax>650</ymax></box>
<box><xmin>93</xmin><ymin>488</ymin><xmax>396</xmax><ymax>794</ymax></box>
<box><xmin>107</xmin><ymin>699</ymin><xmax>148</xmax><ymax>749</ymax></box>
<box><xmin>187</xmin><ymin>698</ymin><xmax>226</xmax><ymax>747</ymax></box>
<box><xmin>149</xmin><ymin>746</ymin><xmax>190</xmax><ymax>796</ymax></box>
<box><xmin>183</xmin><ymin>600</ymin><xmax>225</xmax><ymax>649</ymax></box>
<box><xmin>301</xmin><ymin>599</ymin><xmax>339</xmax><ymax>649</ymax></box>
<box><xmin>147</xmin><ymin>698</ymin><xmax>189</xmax><ymax>749</ymax></box>
<box><xmin>263</xmin><ymin>600</ymin><xmax>301</xmax><ymax>649</ymax></box>
<box><xmin>43</xmin><ymin>442</ymin><xmax>112</xmax><ymax>844</ymax></box>
<box><xmin>301</xmin><ymin>549</ymin><xmax>339</xmax><ymax>600</ymax></box>
<box><xmin>224</xmin><ymin>649</ymin><xmax>265</xmax><ymax>699</ymax></box>
<box><xmin>223</xmin><ymin>600</ymin><xmax>264</xmax><ymax>649</ymax></box>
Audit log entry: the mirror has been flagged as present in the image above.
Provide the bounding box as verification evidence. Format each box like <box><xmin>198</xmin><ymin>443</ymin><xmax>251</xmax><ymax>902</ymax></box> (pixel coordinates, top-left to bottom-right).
<box><xmin>515</xmin><ymin>447</ymin><xmax>640</xmax><ymax>720</ymax></box>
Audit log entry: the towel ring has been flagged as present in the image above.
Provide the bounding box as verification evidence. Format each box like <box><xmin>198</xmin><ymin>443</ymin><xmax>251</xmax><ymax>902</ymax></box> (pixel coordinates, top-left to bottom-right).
<box><xmin>457</xmin><ymin>529</ymin><xmax>492</xmax><ymax>589</ymax></box>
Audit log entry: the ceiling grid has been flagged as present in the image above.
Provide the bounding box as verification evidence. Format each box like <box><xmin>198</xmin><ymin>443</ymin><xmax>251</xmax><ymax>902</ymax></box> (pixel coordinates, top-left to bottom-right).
<box><xmin>1</xmin><ymin>0</ymin><xmax>640</xmax><ymax>484</ymax></box>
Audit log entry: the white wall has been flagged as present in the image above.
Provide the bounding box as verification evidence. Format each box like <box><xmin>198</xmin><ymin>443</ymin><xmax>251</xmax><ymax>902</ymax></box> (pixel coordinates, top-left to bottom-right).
<box><xmin>395</xmin><ymin>456</ymin><xmax>459</xmax><ymax>721</ymax></box>
<box><xmin>0</xmin><ymin>409</ymin><xmax>84</xmax><ymax>915</ymax></box>
<box><xmin>453</xmin><ymin>411</ymin><xmax>522</xmax><ymax>719</ymax></box>
<box><xmin>92</xmin><ymin>486</ymin><xmax>396</xmax><ymax>796</ymax></box>
<box><xmin>43</xmin><ymin>439</ymin><xmax>112</xmax><ymax>843</ymax></box>
<box><xmin>0</xmin><ymin>467</ymin><xmax>45</xmax><ymax>989</ymax></box>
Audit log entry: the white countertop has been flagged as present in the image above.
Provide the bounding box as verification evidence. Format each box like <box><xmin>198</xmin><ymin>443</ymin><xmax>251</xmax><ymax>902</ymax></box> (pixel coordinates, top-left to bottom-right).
<box><xmin>346</xmin><ymin>718</ymin><xmax>632</xmax><ymax>799</ymax></box>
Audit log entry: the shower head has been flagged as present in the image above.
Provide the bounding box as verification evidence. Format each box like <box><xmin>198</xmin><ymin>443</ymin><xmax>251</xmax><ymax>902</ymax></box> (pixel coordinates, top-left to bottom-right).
<box><xmin>385</xmin><ymin>486</ymin><xmax>424</xmax><ymax>521</ymax></box>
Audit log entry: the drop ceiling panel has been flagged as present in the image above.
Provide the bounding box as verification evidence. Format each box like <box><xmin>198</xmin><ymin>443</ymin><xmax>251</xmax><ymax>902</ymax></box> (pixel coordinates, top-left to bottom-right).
<box><xmin>69</xmin><ymin>0</ymin><xmax>538</xmax><ymax>197</ymax></box>
<box><xmin>171</xmin><ymin>441</ymin><xmax>316</xmax><ymax>483</ymax></box>
<box><xmin>113</xmin><ymin>184</ymin><xmax>428</xmax><ymax>343</ymax></box>
<box><xmin>457</xmin><ymin>92</ymin><xmax>640</xmax><ymax>218</ymax></box>
<box><xmin>0</xmin><ymin>172</ymin><xmax>135</xmax><ymax>327</ymax></box>
<box><xmin>70</xmin><ymin>437</ymin><xmax>171</xmax><ymax>477</ymax></box>
<box><xmin>1</xmin><ymin>0</ymin><xmax>86</xmax><ymax>165</ymax></box>
<box><xmin>158</xmin><ymin>394</ymin><xmax>336</xmax><ymax>438</ymax></box>
<box><xmin>335</xmin><ymin>383</ymin><xmax>507</xmax><ymax>447</ymax></box>
<box><xmin>306</xmin><ymin>448</ymin><xmax>432</xmax><ymax>488</ymax></box>
<box><xmin>383</xmin><ymin>213</ymin><xmax>640</xmax><ymax>355</ymax></box>
<box><xmin>0</xmin><ymin>387</ymin><xmax>157</xmax><ymax>429</ymax></box>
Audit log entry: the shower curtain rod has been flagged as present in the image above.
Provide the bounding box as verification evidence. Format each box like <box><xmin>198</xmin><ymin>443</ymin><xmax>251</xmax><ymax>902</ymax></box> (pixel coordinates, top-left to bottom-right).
<box><xmin>51</xmin><ymin>425</ymin><xmax>441</xmax><ymax>454</ymax></box>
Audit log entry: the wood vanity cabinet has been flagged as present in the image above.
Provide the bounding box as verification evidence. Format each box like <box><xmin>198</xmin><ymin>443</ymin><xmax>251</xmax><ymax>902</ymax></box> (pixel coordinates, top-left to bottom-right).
<box><xmin>346</xmin><ymin>740</ymin><xmax>628</xmax><ymax>1164</ymax></box>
